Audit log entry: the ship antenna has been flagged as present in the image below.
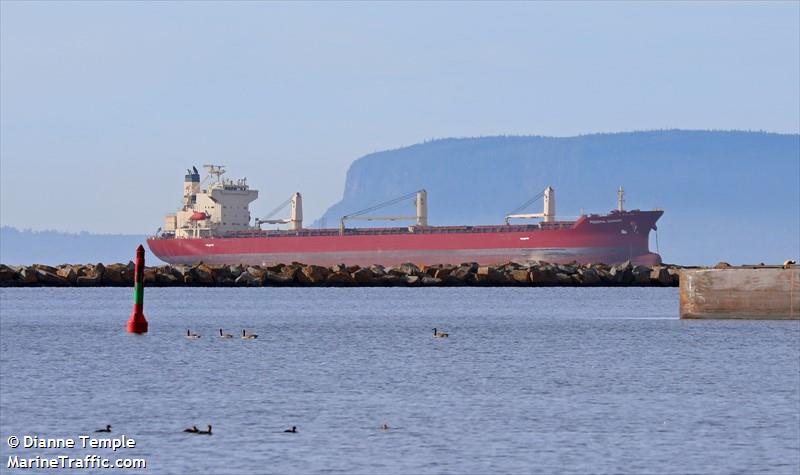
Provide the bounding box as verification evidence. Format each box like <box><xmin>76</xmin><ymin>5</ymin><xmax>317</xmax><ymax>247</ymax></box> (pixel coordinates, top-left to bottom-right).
<box><xmin>203</xmin><ymin>164</ymin><xmax>227</xmax><ymax>184</ymax></box>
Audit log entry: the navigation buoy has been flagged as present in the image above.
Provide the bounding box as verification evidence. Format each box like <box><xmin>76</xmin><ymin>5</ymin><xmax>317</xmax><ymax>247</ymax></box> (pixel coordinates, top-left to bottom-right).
<box><xmin>126</xmin><ymin>245</ymin><xmax>149</xmax><ymax>333</ymax></box>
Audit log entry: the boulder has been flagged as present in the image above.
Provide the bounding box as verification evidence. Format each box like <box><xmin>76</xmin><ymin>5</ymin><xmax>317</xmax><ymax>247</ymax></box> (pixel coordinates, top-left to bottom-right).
<box><xmin>170</xmin><ymin>265</ymin><xmax>191</xmax><ymax>279</ymax></box>
<box><xmin>632</xmin><ymin>265</ymin><xmax>651</xmax><ymax>286</ymax></box>
<box><xmin>0</xmin><ymin>265</ymin><xmax>17</xmax><ymax>285</ymax></box>
<box><xmin>555</xmin><ymin>273</ymin><xmax>574</xmax><ymax>286</ymax></box>
<box><xmin>450</xmin><ymin>264</ymin><xmax>476</xmax><ymax>284</ymax></box>
<box><xmin>18</xmin><ymin>267</ymin><xmax>39</xmax><ymax>285</ymax></box>
<box><xmin>326</xmin><ymin>271</ymin><xmax>356</xmax><ymax>286</ymax></box>
<box><xmin>234</xmin><ymin>272</ymin><xmax>261</xmax><ymax>287</ymax></box>
<box><xmin>381</xmin><ymin>274</ymin><xmax>408</xmax><ymax>286</ymax></box>
<box><xmin>351</xmin><ymin>267</ymin><xmax>375</xmax><ymax>285</ymax></box>
<box><xmin>228</xmin><ymin>265</ymin><xmax>244</xmax><ymax>279</ymax></box>
<box><xmin>76</xmin><ymin>274</ymin><xmax>101</xmax><ymax>286</ymax></box>
<box><xmin>211</xmin><ymin>266</ymin><xmax>232</xmax><ymax>284</ymax></box>
<box><xmin>649</xmin><ymin>267</ymin><xmax>671</xmax><ymax>286</ymax></box>
<box><xmin>609</xmin><ymin>263</ymin><xmax>634</xmax><ymax>285</ymax></box>
<box><xmin>667</xmin><ymin>267</ymin><xmax>681</xmax><ymax>286</ymax></box>
<box><xmin>578</xmin><ymin>268</ymin><xmax>601</xmax><ymax>285</ymax></box>
<box><xmin>56</xmin><ymin>266</ymin><xmax>78</xmax><ymax>284</ymax></box>
<box><xmin>245</xmin><ymin>266</ymin><xmax>265</xmax><ymax>281</ymax></box>
<box><xmin>331</xmin><ymin>263</ymin><xmax>348</xmax><ymax>273</ymax></box>
<box><xmin>102</xmin><ymin>265</ymin><xmax>126</xmax><ymax>286</ymax></box>
<box><xmin>420</xmin><ymin>276</ymin><xmax>442</xmax><ymax>286</ymax></box>
<box><xmin>529</xmin><ymin>266</ymin><xmax>558</xmax><ymax>285</ymax></box>
<box><xmin>433</xmin><ymin>267</ymin><xmax>454</xmax><ymax>280</ymax></box>
<box><xmin>558</xmin><ymin>264</ymin><xmax>578</xmax><ymax>275</ymax></box>
<box><xmin>32</xmin><ymin>264</ymin><xmax>58</xmax><ymax>274</ymax></box>
<box><xmin>143</xmin><ymin>268</ymin><xmax>157</xmax><ymax>284</ymax></box>
<box><xmin>397</xmin><ymin>262</ymin><xmax>421</xmax><ymax>276</ymax></box>
<box><xmin>369</xmin><ymin>265</ymin><xmax>387</xmax><ymax>277</ymax></box>
<box><xmin>509</xmin><ymin>269</ymin><xmax>531</xmax><ymax>284</ymax></box>
<box><xmin>266</xmin><ymin>263</ymin><xmax>285</xmax><ymax>273</ymax></box>
<box><xmin>265</xmin><ymin>270</ymin><xmax>294</xmax><ymax>285</ymax></box>
<box><xmin>191</xmin><ymin>264</ymin><xmax>215</xmax><ymax>285</ymax></box>
<box><xmin>405</xmin><ymin>275</ymin><xmax>420</xmax><ymax>286</ymax></box>
<box><xmin>476</xmin><ymin>266</ymin><xmax>504</xmax><ymax>285</ymax></box>
<box><xmin>297</xmin><ymin>265</ymin><xmax>330</xmax><ymax>284</ymax></box>
<box><xmin>713</xmin><ymin>261</ymin><xmax>732</xmax><ymax>269</ymax></box>
<box><xmin>155</xmin><ymin>272</ymin><xmax>179</xmax><ymax>286</ymax></box>
<box><xmin>35</xmin><ymin>269</ymin><xmax>68</xmax><ymax>286</ymax></box>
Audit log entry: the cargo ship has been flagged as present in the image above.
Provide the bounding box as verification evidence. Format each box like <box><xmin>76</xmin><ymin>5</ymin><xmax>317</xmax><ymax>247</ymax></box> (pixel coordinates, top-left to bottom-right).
<box><xmin>147</xmin><ymin>165</ymin><xmax>663</xmax><ymax>266</ymax></box>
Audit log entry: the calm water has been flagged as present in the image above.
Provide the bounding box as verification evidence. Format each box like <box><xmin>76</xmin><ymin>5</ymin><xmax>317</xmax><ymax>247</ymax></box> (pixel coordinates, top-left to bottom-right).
<box><xmin>0</xmin><ymin>288</ymin><xmax>798</xmax><ymax>474</ymax></box>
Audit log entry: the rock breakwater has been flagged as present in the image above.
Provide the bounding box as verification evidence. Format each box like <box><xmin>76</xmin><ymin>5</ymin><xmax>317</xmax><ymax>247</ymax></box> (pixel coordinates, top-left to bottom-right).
<box><xmin>0</xmin><ymin>261</ymin><xmax>682</xmax><ymax>287</ymax></box>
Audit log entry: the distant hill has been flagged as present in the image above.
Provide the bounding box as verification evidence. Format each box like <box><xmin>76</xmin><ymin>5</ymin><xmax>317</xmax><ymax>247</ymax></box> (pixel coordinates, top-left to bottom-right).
<box><xmin>0</xmin><ymin>227</ymin><xmax>153</xmax><ymax>265</ymax></box>
<box><xmin>314</xmin><ymin>130</ymin><xmax>799</xmax><ymax>265</ymax></box>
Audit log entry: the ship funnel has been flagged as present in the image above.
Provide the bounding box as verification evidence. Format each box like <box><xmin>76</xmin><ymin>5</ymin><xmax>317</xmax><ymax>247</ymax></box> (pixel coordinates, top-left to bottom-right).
<box><xmin>416</xmin><ymin>190</ymin><xmax>428</xmax><ymax>227</ymax></box>
<box><xmin>290</xmin><ymin>192</ymin><xmax>303</xmax><ymax>230</ymax></box>
<box><xmin>183</xmin><ymin>166</ymin><xmax>201</xmax><ymax>206</ymax></box>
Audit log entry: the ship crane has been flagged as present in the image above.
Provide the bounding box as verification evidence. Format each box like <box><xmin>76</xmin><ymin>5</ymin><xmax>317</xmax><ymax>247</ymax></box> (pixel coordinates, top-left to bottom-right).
<box><xmin>340</xmin><ymin>190</ymin><xmax>428</xmax><ymax>235</ymax></box>
<box><xmin>505</xmin><ymin>186</ymin><xmax>556</xmax><ymax>224</ymax></box>
<box><xmin>255</xmin><ymin>192</ymin><xmax>303</xmax><ymax>231</ymax></box>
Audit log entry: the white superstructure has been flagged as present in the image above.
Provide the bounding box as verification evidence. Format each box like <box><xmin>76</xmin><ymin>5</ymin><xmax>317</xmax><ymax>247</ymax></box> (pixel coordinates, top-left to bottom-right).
<box><xmin>164</xmin><ymin>165</ymin><xmax>259</xmax><ymax>238</ymax></box>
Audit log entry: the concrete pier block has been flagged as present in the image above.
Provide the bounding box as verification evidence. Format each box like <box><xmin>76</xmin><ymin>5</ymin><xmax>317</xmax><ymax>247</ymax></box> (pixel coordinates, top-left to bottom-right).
<box><xmin>680</xmin><ymin>267</ymin><xmax>799</xmax><ymax>319</ymax></box>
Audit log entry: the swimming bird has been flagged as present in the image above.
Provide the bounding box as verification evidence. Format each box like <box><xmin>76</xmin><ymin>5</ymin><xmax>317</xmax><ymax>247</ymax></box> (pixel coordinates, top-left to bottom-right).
<box><xmin>183</xmin><ymin>425</ymin><xmax>199</xmax><ymax>433</ymax></box>
<box><xmin>283</xmin><ymin>426</ymin><xmax>297</xmax><ymax>433</ymax></box>
<box><xmin>433</xmin><ymin>328</ymin><xmax>449</xmax><ymax>338</ymax></box>
<box><xmin>380</xmin><ymin>423</ymin><xmax>389</xmax><ymax>431</ymax></box>
<box><xmin>95</xmin><ymin>425</ymin><xmax>112</xmax><ymax>433</ymax></box>
<box><xmin>219</xmin><ymin>329</ymin><xmax>233</xmax><ymax>339</ymax></box>
<box><xmin>197</xmin><ymin>425</ymin><xmax>212</xmax><ymax>435</ymax></box>
<box><xmin>186</xmin><ymin>330</ymin><xmax>201</xmax><ymax>339</ymax></box>
<box><xmin>242</xmin><ymin>329</ymin><xmax>258</xmax><ymax>340</ymax></box>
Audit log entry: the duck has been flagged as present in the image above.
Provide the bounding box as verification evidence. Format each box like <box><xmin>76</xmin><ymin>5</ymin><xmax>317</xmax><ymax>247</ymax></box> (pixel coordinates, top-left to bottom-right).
<box><xmin>380</xmin><ymin>423</ymin><xmax>389</xmax><ymax>431</ymax></box>
<box><xmin>219</xmin><ymin>329</ymin><xmax>233</xmax><ymax>339</ymax></box>
<box><xmin>197</xmin><ymin>425</ymin><xmax>212</xmax><ymax>435</ymax></box>
<box><xmin>183</xmin><ymin>425</ymin><xmax>199</xmax><ymax>433</ymax></box>
<box><xmin>95</xmin><ymin>424</ymin><xmax>112</xmax><ymax>433</ymax></box>
<box><xmin>433</xmin><ymin>328</ymin><xmax>449</xmax><ymax>338</ymax></box>
<box><xmin>283</xmin><ymin>426</ymin><xmax>297</xmax><ymax>433</ymax></box>
<box><xmin>186</xmin><ymin>330</ymin><xmax>201</xmax><ymax>339</ymax></box>
<box><xmin>242</xmin><ymin>329</ymin><xmax>258</xmax><ymax>340</ymax></box>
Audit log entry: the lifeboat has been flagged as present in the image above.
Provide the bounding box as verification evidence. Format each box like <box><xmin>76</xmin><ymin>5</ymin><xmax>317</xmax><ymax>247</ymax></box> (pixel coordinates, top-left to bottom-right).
<box><xmin>189</xmin><ymin>211</ymin><xmax>208</xmax><ymax>221</ymax></box>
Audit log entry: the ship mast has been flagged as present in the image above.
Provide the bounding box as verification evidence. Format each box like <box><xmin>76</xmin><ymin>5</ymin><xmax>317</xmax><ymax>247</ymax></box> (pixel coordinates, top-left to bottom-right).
<box><xmin>203</xmin><ymin>164</ymin><xmax>227</xmax><ymax>184</ymax></box>
<box><xmin>617</xmin><ymin>186</ymin><xmax>625</xmax><ymax>212</ymax></box>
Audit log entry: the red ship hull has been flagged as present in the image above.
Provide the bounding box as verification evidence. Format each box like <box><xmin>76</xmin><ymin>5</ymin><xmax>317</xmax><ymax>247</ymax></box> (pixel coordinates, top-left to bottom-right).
<box><xmin>147</xmin><ymin>210</ymin><xmax>663</xmax><ymax>267</ymax></box>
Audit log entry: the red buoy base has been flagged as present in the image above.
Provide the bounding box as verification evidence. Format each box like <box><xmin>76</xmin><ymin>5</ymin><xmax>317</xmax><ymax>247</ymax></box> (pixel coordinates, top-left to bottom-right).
<box><xmin>127</xmin><ymin>312</ymin><xmax>148</xmax><ymax>334</ymax></box>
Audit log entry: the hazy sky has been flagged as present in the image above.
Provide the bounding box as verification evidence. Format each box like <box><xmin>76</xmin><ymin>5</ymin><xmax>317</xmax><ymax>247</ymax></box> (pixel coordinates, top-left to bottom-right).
<box><xmin>1</xmin><ymin>1</ymin><xmax>798</xmax><ymax>233</ymax></box>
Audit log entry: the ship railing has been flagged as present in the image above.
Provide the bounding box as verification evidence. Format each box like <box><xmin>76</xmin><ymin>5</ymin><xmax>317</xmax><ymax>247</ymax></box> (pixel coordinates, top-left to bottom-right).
<box><xmin>220</xmin><ymin>223</ymin><xmax>577</xmax><ymax>239</ymax></box>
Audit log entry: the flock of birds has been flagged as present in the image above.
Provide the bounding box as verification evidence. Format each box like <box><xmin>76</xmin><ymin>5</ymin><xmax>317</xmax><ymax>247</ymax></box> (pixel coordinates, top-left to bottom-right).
<box><xmin>152</xmin><ymin>327</ymin><xmax>447</xmax><ymax>437</ymax></box>
<box><xmin>95</xmin><ymin>423</ymin><xmax>391</xmax><ymax>436</ymax></box>
<box><xmin>186</xmin><ymin>328</ymin><xmax>451</xmax><ymax>339</ymax></box>
<box><xmin>186</xmin><ymin>329</ymin><xmax>258</xmax><ymax>339</ymax></box>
